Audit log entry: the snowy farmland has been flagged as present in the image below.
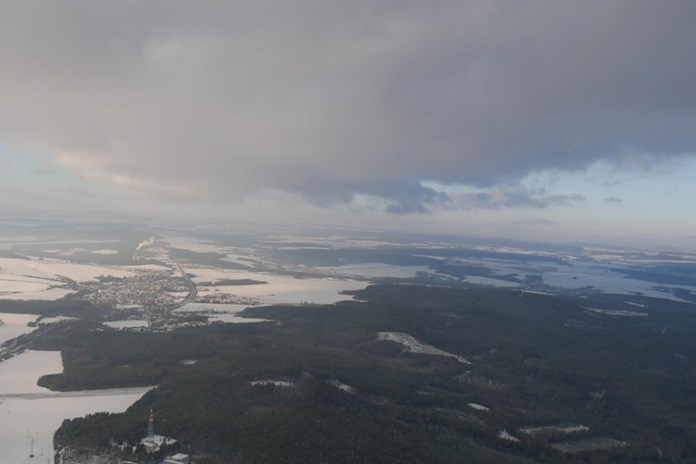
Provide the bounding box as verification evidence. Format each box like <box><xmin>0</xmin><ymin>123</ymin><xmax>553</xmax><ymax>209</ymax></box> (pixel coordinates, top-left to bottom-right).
<box><xmin>0</xmin><ymin>257</ymin><xmax>161</xmax><ymax>301</ymax></box>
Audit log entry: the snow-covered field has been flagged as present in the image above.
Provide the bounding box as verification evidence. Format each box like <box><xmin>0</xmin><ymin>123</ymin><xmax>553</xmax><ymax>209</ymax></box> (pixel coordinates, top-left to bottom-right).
<box><xmin>467</xmin><ymin>403</ymin><xmax>490</xmax><ymax>411</ymax></box>
<box><xmin>327</xmin><ymin>380</ymin><xmax>355</xmax><ymax>394</ymax></box>
<box><xmin>0</xmin><ymin>257</ymin><xmax>170</xmax><ymax>301</ymax></box>
<box><xmin>0</xmin><ymin>312</ymin><xmax>38</xmax><ymax>345</ymax></box>
<box><xmin>186</xmin><ymin>267</ymin><xmax>367</xmax><ymax>305</ymax></box>
<box><xmin>0</xmin><ymin>257</ymin><xmax>137</xmax><ymax>282</ymax></box>
<box><xmin>0</xmin><ymin>350</ymin><xmax>151</xmax><ymax>463</ymax></box>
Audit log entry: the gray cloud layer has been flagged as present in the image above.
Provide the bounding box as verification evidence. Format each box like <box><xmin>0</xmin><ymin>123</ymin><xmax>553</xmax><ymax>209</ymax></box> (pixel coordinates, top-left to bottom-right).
<box><xmin>1</xmin><ymin>2</ymin><xmax>695</xmax><ymax>213</ymax></box>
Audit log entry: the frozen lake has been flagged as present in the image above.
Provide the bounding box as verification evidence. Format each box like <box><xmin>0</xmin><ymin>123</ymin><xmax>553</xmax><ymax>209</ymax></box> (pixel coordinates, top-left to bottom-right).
<box><xmin>0</xmin><ymin>313</ymin><xmax>39</xmax><ymax>345</ymax></box>
<box><xmin>0</xmin><ymin>350</ymin><xmax>151</xmax><ymax>463</ymax></box>
<box><xmin>542</xmin><ymin>263</ymin><xmax>696</xmax><ymax>301</ymax></box>
<box><xmin>187</xmin><ymin>267</ymin><xmax>367</xmax><ymax>305</ymax></box>
<box><xmin>176</xmin><ymin>303</ymin><xmax>268</xmax><ymax>324</ymax></box>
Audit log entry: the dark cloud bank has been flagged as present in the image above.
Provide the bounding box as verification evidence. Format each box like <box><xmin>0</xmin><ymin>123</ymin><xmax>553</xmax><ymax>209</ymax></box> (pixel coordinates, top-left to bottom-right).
<box><xmin>1</xmin><ymin>2</ymin><xmax>695</xmax><ymax>213</ymax></box>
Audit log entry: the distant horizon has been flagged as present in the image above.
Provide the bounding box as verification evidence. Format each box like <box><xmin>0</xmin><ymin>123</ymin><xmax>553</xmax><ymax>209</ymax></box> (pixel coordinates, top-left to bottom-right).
<box><xmin>0</xmin><ymin>212</ymin><xmax>694</xmax><ymax>254</ymax></box>
<box><xmin>1</xmin><ymin>2</ymin><xmax>695</xmax><ymax>251</ymax></box>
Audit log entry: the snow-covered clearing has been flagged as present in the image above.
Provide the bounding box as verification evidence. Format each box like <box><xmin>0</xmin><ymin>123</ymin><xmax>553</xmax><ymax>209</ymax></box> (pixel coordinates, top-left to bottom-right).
<box><xmin>624</xmin><ymin>301</ymin><xmax>647</xmax><ymax>308</ymax></box>
<box><xmin>467</xmin><ymin>403</ymin><xmax>490</xmax><ymax>411</ymax></box>
<box><xmin>327</xmin><ymin>380</ymin><xmax>355</xmax><ymax>394</ymax></box>
<box><xmin>377</xmin><ymin>332</ymin><xmax>471</xmax><ymax>364</ymax></box>
<box><xmin>498</xmin><ymin>430</ymin><xmax>521</xmax><ymax>442</ymax></box>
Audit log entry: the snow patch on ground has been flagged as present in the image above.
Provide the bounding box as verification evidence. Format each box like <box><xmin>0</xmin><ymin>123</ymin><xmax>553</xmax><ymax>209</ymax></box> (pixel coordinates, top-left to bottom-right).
<box><xmin>498</xmin><ymin>430</ymin><xmax>521</xmax><ymax>443</ymax></box>
<box><xmin>327</xmin><ymin>380</ymin><xmax>356</xmax><ymax>394</ymax></box>
<box><xmin>0</xmin><ymin>287</ymin><xmax>74</xmax><ymax>301</ymax></box>
<box><xmin>467</xmin><ymin>403</ymin><xmax>490</xmax><ymax>411</ymax></box>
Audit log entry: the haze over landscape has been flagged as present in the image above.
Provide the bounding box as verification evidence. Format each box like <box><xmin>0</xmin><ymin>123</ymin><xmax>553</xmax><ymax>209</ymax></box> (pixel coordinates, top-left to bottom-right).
<box><xmin>1</xmin><ymin>1</ymin><xmax>695</xmax><ymax>247</ymax></box>
<box><xmin>1</xmin><ymin>2</ymin><xmax>696</xmax><ymax>464</ymax></box>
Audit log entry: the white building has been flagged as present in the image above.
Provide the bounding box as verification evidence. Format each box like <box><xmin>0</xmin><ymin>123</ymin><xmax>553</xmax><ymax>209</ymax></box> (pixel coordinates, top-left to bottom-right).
<box><xmin>141</xmin><ymin>434</ymin><xmax>177</xmax><ymax>453</ymax></box>
<box><xmin>162</xmin><ymin>453</ymin><xmax>192</xmax><ymax>464</ymax></box>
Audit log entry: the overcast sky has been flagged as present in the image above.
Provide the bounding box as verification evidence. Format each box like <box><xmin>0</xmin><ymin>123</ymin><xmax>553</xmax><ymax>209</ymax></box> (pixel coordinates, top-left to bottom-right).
<box><xmin>1</xmin><ymin>2</ymin><xmax>695</xmax><ymax>248</ymax></box>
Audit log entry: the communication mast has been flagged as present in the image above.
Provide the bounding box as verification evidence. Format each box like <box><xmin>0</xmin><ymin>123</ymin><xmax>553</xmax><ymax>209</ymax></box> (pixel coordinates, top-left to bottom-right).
<box><xmin>148</xmin><ymin>408</ymin><xmax>155</xmax><ymax>439</ymax></box>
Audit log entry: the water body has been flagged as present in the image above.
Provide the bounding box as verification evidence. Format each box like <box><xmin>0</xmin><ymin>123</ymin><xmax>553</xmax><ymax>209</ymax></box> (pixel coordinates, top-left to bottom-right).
<box><xmin>0</xmin><ymin>350</ymin><xmax>151</xmax><ymax>463</ymax></box>
<box><xmin>0</xmin><ymin>312</ymin><xmax>38</xmax><ymax>345</ymax></box>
